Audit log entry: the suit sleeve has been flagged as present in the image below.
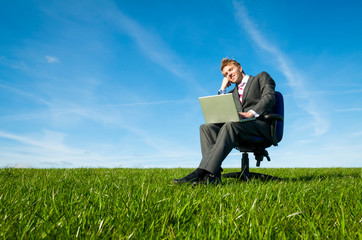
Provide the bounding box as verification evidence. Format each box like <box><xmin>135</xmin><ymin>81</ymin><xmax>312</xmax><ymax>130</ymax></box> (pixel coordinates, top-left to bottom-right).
<box><xmin>249</xmin><ymin>72</ymin><xmax>276</xmax><ymax>116</ymax></box>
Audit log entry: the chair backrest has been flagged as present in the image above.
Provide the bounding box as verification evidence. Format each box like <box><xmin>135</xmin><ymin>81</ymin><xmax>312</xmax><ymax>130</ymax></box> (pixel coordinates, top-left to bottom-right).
<box><xmin>273</xmin><ymin>91</ymin><xmax>284</xmax><ymax>143</ymax></box>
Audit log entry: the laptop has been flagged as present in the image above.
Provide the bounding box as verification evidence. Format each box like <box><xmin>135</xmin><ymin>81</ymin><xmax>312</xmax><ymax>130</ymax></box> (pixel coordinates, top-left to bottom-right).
<box><xmin>199</xmin><ymin>93</ymin><xmax>256</xmax><ymax>124</ymax></box>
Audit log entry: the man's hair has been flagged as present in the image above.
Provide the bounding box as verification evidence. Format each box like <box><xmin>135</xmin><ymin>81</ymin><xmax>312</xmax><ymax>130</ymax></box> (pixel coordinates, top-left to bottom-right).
<box><xmin>220</xmin><ymin>58</ymin><xmax>241</xmax><ymax>71</ymax></box>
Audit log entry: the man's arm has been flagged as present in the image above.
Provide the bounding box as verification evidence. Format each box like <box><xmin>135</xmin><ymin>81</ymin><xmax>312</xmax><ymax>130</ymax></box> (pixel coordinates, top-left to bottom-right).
<box><xmin>238</xmin><ymin>72</ymin><xmax>275</xmax><ymax>118</ymax></box>
<box><xmin>220</xmin><ymin>77</ymin><xmax>231</xmax><ymax>90</ymax></box>
<box><xmin>218</xmin><ymin>77</ymin><xmax>231</xmax><ymax>94</ymax></box>
<box><xmin>251</xmin><ymin>72</ymin><xmax>276</xmax><ymax>115</ymax></box>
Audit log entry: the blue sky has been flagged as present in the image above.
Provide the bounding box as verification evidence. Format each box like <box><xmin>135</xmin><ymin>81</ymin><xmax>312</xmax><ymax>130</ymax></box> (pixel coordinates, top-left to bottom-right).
<box><xmin>1</xmin><ymin>0</ymin><xmax>361</xmax><ymax>168</ymax></box>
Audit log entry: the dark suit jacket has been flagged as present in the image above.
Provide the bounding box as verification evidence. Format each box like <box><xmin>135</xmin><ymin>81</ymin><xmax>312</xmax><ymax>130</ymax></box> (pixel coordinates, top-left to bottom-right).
<box><xmin>231</xmin><ymin>71</ymin><xmax>276</xmax><ymax>118</ymax></box>
<box><xmin>229</xmin><ymin>71</ymin><xmax>276</xmax><ymax>140</ymax></box>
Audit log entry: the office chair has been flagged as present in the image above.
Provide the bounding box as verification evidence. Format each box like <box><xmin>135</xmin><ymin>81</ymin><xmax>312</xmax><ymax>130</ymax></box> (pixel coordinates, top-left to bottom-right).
<box><xmin>223</xmin><ymin>91</ymin><xmax>284</xmax><ymax>181</ymax></box>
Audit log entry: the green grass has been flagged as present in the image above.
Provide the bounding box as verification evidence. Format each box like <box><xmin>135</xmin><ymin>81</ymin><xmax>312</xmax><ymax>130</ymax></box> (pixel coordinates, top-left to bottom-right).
<box><xmin>0</xmin><ymin>168</ymin><xmax>361</xmax><ymax>239</ymax></box>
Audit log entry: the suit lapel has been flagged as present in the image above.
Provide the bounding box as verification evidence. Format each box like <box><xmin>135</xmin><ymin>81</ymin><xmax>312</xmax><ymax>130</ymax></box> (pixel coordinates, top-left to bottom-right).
<box><xmin>241</xmin><ymin>75</ymin><xmax>254</xmax><ymax>106</ymax></box>
<box><xmin>232</xmin><ymin>85</ymin><xmax>243</xmax><ymax>112</ymax></box>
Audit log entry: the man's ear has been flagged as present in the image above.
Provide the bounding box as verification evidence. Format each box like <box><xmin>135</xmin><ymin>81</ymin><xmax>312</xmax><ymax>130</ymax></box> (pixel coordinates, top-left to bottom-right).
<box><xmin>238</xmin><ymin>66</ymin><xmax>243</xmax><ymax>73</ymax></box>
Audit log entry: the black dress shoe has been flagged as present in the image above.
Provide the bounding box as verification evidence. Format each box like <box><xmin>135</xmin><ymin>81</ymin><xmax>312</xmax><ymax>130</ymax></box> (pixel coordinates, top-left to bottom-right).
<box><xmin>173</xmin><ymin>170</ymin><xmax>202</xmax><ymax>184</ymax></box>
<box><xmin>193</xmin><ymin>168</ymin><xmax>223</xmax><ymax>186</ymax></box>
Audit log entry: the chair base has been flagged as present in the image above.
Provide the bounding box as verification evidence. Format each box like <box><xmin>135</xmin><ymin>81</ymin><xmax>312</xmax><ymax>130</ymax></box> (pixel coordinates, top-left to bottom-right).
<box><xmin>222</xmin><ymin>152</ymin><xmax>281</xmax><ymax>181</ymax></box>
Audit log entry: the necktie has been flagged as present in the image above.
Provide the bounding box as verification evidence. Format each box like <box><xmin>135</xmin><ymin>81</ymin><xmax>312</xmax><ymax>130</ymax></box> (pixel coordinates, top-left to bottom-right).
<box><xmin>238</xmin><ymin>82</ymin><xmax>246</xmax><ymax>103</ymax></box>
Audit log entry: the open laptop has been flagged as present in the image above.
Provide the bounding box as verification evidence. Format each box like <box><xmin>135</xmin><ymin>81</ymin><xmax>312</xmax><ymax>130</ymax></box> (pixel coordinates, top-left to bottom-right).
<box><xmin>199</xmin><ymin>93</ymin><xmax>256</xmax><ymax>124</ymax></box>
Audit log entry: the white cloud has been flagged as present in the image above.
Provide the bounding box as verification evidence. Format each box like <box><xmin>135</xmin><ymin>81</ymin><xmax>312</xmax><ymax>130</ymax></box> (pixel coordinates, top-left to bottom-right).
<box><xmin>45</xmin><ymin>56</ymin><xmax>60</xmax><ymax>63</ymax></box>
<box><xmin>106</xmin><ymin>7</ymin><xmax>206</xmax><ymax>95</ymax></box>
<box><xmin>0</xmin><ymin>82</ymin><xmax>51</xmax><ymax>106</ymax></box>
<box><xmin>0</xmin><ymin>130</ymin><xmax>70</xmax><ymax>152</ymax></box>
<box><xmin>335</xmin><ymin>107</ymin><xmax>362</xmax><ymax>112</ymax></box>
<box><xmin>232</xmin><ymin>0</ymin><xmax>330</xmax><ymax>135</ymax></box>
<box><xmin>0</xmin><ymin>129</ymin><xmax>200</xmax><ymax>168</ymax></box>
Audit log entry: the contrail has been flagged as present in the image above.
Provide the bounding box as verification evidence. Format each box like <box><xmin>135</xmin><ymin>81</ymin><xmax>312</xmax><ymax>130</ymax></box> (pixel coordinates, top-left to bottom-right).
<box><xmin>106</xmin><ymin>7</ymin><xmax>206</xmax><ymax>95</ymax></box>
<box><xmin>232</xmin><ymin>0</ymin><xmax>329</xmax><ymax>135</ymax></box>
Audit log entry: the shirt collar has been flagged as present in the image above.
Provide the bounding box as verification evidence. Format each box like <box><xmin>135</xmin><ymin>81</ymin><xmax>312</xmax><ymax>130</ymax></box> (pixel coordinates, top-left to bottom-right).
<box><xmin>238</xmin><ymin>75</ymin><xmax>249</xmax><ymax>87</ymax></box>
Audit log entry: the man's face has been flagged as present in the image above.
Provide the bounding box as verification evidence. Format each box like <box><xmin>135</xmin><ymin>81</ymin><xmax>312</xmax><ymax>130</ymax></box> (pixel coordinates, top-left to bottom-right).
<box><xmin>222</xmin><ymin>64</ymin><xmax>243</xmax><ymax>84</ymax></box>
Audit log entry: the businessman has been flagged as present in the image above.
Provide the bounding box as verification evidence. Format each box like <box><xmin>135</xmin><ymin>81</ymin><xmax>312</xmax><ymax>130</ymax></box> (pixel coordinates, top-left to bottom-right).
<box><xmin>173</xmin><ymin>58</ymin><xmax>276</xmax><ymax>185</ymax></box>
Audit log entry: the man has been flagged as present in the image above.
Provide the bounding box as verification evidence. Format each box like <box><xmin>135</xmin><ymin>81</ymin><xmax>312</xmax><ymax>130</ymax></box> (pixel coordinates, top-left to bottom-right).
<box><xmin>173</xmin><ymin>58</ymin><xmax>276</xmax><ymax>185</ymax></box>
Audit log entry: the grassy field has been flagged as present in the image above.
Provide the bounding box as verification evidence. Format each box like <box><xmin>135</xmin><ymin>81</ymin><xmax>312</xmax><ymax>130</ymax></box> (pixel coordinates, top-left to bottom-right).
<box><xmin>0</xmin><ymin>167</ymin><xmax>361</xmax><ymax>239</ymax></box>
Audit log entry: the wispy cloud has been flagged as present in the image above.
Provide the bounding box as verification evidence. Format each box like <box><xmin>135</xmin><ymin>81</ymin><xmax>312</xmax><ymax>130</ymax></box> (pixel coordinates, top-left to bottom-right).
<box><xmin>352</xmin><ymin>131</ymin><xmax>362</xmax><ymax>137</ymax></box>
<box><xmin>232</xmin><ymin>1</ymin><xmax>330</xmax><ymax>135</ymax></box>
<box><xmin>105</xmin><ymin>7</ymin><xmax>205</xmax><ymax>95</ymax></box>
<box><xmin>0</xmin><ymin>56</ymin><xmax>29</xmax><ymax>71</ymax></box>
<box><xmin>0</xmin><ymin>129</ymin><xmax>199</xmax><ymax>168</ymax></box>
<box><xmin>0</xmin><ymin>129</ymin><xmax>107</xmax><ymax>167</ymax></box>
<box><xmin>335</xmin><ymin>107</ymin><xmax>362</xmax><ymax>112</ymax></box>
<box><xmin>45</xmin><ymin>56</ymin><xmax>60</xmax><ymax>63</ymax></box>
<box><xmin>293</xmin><ymin>88</ymin><xmax>362</xmax><ymax>97</ymax></box>
<box><xmin>0</xmin><ymin>82</ymin><xmax>51</xmax><ymax>106</ymax></box>
<box><xmin>106</xmin><ymin>99</ymin><xmax>195</xmax><ymax>107</ymax></box>
<box><xmin>0</xmin><ymin>130</ymin><xmax>71</xmax><ymax>152</ymax></box>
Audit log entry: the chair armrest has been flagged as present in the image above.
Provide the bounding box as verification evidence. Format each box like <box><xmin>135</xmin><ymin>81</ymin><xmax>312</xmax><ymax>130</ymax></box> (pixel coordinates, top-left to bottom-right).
<box><xmin>264</xmin><ymin>113</ymin><xmax>283</xmax><ymax>146</ymax></box>
<box><xmin>263</xmin><ymin>113</ymin><xmax>283</xmax><ymax>121</ymax></box>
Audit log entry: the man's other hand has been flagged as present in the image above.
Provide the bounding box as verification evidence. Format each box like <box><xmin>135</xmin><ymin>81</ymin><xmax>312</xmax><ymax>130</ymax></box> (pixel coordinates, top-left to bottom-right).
<box><xmin>238</xmin><ymin>111</ymin><xmax>255</xmax><ymax>119</ymax></box>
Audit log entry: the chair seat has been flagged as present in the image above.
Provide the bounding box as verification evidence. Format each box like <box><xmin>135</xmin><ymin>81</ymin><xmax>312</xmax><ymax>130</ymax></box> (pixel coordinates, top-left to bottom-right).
<box><xmin>236</xmin><ymin>136</ymin><xmax>271</xmax><ymax>151</ymax></box>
